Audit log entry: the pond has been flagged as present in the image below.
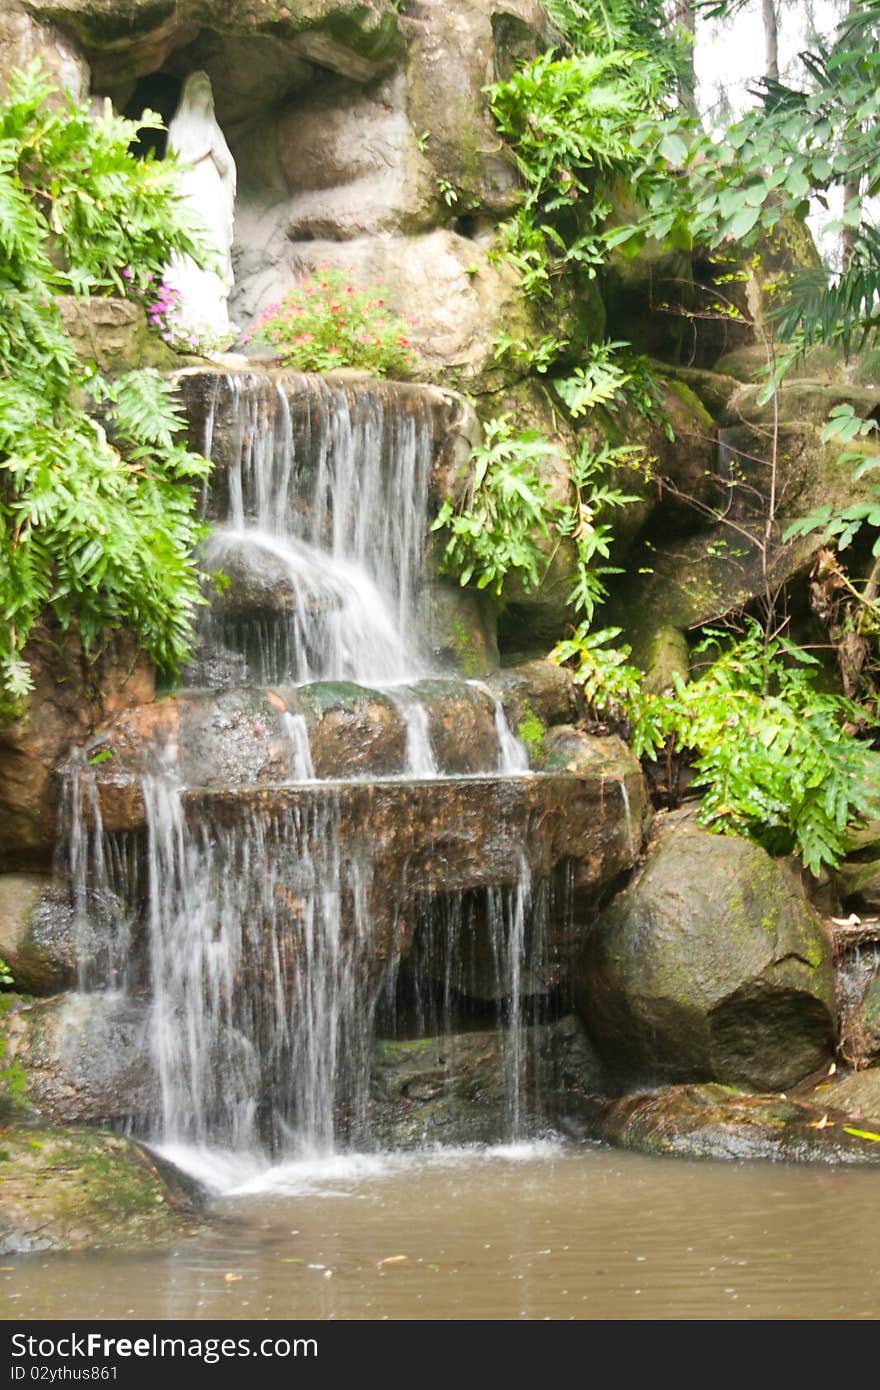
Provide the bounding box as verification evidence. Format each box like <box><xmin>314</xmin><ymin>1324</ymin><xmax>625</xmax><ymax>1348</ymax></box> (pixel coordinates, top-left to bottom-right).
<box><xmin>5</xmin><ymin>1140</ymin><xmax>879</xmax><ymax>1321</ymax></box>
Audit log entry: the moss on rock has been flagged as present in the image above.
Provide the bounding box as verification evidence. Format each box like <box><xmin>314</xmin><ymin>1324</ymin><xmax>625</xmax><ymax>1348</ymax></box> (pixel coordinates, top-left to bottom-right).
<box><xmin>0</xmin><ymin>1123</ymin><xmax>202</xmax><ymax>1254</ymax></box>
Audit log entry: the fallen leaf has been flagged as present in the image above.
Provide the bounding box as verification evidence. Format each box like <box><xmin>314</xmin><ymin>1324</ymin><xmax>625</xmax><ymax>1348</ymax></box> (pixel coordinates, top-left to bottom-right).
<box><xmin>844</xmin><ymin>1126</ymin><xmax>880</xmax><ymax>1142</ymax></box>
<box><xmin>809</xmin><ymin>1114</ymin><xmax>830</xmax><ymax>1129</ymax></box>
<box><xmin>376</xmin><ymin>1255</ymin><xmax>409</xmax><ymax>1268</ymax></box>
<box><xmin>265</xmin><ymin>691</ymin><xmax>287</xmax><ymax>713</ymax></box>
<box><xmin>224</xmin><ymin>1272</ymin><xmax>242</xmax><ymax>1282</ymax></box>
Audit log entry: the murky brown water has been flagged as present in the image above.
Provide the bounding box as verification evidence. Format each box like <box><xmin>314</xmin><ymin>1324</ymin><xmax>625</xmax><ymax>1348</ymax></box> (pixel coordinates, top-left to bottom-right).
<box><xmin>5</xmin><ymin>1141</ymin><xmax>880</xmax><ymax>1320</ymax></box>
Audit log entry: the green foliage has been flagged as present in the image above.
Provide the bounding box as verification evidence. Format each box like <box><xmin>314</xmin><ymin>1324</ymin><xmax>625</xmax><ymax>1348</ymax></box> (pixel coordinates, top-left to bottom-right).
<box><xmin>431</xmin><ymin>416</ymin><xmax>557</xmax><ymax>595</ymax></box>
<box><xmin>0</xmin><ymin>63</ymin><xmax>202</xmax><ymax>295</ymax></box>
<box><xmin>559</xmin><ymin>437</ymin><xmax>644</xmax><ymax>623</ymax></box>
<box><xmin>0</xmin><ymin>64</ymin><xmax>211</xmax><ymax>716</ymax></box>
<box><xmin>553</xmin><ymin>621</ymin><xmax>880</xmax><ymax>873</ymax></box>
<box><xmin>248</xmin><ymin>268</ymin><xmax>417</xmax><ymax>378</ymax></box>
<box><xmin>784</xmin><ymin>406</ymin><xmax>880</xmax><ymax>555</ymax></box>
<box><xmin>0</xmin><ymin>964</ymin><xmax>26</xmax><ymax>1118</ymax></box>
<box><xmin>487</xmin><ymin>48</ymin><xmax>671</xmax><ymax>306</ymax></box>
<box><xmin>625</xmin><ymin>2</ymin><xmax>880</xmax><ymax>357</ymax></box>
<box><xmin>433</xmin><ymin>413</ymin><xmax>645</xmax><ymax>616</ymax></box>
<box><xmin>544</xmin><ymin>0</ymin><xmax>687</xmax><ymax>85</ymax></box>
<box><xmin>551</xmin><ymin>624</ymin><xmax>646</xmax><ymax>720</ymax></box>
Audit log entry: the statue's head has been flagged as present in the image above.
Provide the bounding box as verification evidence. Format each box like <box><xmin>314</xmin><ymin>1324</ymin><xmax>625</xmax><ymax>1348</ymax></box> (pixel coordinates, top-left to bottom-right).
<box><xmin>181</xmin><ymin>70</ymin><xmax>214</xmax><ymax>114</ymax></box>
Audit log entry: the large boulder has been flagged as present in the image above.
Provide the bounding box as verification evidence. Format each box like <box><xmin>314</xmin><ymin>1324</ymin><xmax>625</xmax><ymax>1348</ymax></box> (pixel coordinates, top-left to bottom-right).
<box><xmin>576</xmin><ymin>823</ymin><xmax>838</xmax><ymax>1092</ymax></box>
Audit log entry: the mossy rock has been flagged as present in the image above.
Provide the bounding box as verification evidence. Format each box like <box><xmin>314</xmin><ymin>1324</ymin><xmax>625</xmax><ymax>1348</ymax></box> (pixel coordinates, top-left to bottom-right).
<box><xmin>0</xmin><ymin>1124</ymin><xmax>203</xmax><ymax>1254</ymax></box>
<box><xmin>719</xmin><ymin>419</ymin><xmax>880</xmax><ymax>521</ymax></box>
<box><xmin>365</xmin><ymin>1016</ymin><xmax>606</xmax><ymax>1148</ymax></box>
<box><xmin>658</xmin><ymin>364</ymin><xmax>741</xmax><ymax>418</ymax></box>
<box><xmin>726</xmin><ymin>379</ymin><xmax>880</xmax><ymax>430</ymax></box>
<box><xmin>607</xmin><ymin>526</ymin><xmax>819</xmax><ymax>661</ymax></box>
<box><xmin>715</xmin><ymin>342</ymin><xmax>841</xmax><ymax>383</ymax></box>
<box><xmin>576</xmin><ymin>822</ymin><xmax>837</xmax><ymax>1092</ymax></box>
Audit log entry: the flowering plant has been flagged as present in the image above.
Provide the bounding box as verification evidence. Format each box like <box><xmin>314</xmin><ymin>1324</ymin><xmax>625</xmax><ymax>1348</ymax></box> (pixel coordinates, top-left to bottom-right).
<box><xmin>246</xmin><ymin>269</ymin><xmax>418</xmax><ymax>377</ymax></box>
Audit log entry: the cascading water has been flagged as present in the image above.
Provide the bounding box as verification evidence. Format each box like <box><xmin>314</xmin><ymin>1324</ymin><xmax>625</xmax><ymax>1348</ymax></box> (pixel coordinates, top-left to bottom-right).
<box><xmin>62</xmin><ymin>370</ymin><xmax>551</xmax><ymax>1165</ymax></box>
<box><xmin>141</xmin><ymin>770</ymin><xmax>378</xmax><ymax>1155</ymax></box>
<box><xmin>189</xmin><ymin>372</ymin><xmax>433</xmax><ymax>687</ymax></box>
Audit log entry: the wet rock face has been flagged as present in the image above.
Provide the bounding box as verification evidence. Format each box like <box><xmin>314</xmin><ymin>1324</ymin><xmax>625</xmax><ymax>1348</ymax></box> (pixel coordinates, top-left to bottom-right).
<box><xmin>184</xmin><ymin>759</ymin><xmax>647</xmax><ymax>909</ymax></box>
<box><xmin>365</xmin><ymin>1016</ymin><xmax>606</xmax><ymax>1148</ymax></box>
<box><xmin>0</xmin><ymin>875</ymin><xmax>77</xmax><ymax>995</ymax></box>
<box><xmin>0</xmin><ymin>628</ymin><xmax>154</xmax><ymax>869</ymax></box>
<box><xmin>589</xmin><ymin>1084</ymin><xmax>880</xmax><ymax>1165</ymax></box>
<box><xmin>3</xmin><ymin>994</ymin><xmax>159</xmax><ymax>1128</ymax></box>
<box><xmin>576</xmin><ymin>823</ymin><xmax>838</xmax><ymax>1093</ymax></box>
<box><xmin>0</xmin><ymin>1124</ymin><xmax>201</xmax><ymax>1255</ymax></box>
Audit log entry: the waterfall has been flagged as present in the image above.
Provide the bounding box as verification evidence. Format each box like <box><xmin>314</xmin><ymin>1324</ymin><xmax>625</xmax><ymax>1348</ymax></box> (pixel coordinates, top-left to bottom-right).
<box><xmin>59</xmin><ymin>371</ymin><xmax>557</xmax><ymax>1162</ymax></box>
<box><xmin>142</xmin><ymin>772</ymin><xmax>380</xmax><ymax>1154</ymax></box>
<box><xmin>282</xmin><ymin>712</ymin><xmax>315</xmax><ymax>782</ymax></box>
<box><xmin>467</xmin><ymin>680</ymin><xmax>530</xmax><ymax>773</ymax></box>
<box><xmin>57</xmin><ymin>749</ymin><xmax>137</xmax><ymax>993</ymax></box>
<box><xmin>189</xmin><ymin>373</ymin><xmax>434</xmax><ymax>687</ymax></box>
<box><xmin>401</xmin><ymin>700</ymin><xmax>438</xmax><ymax>778</ymax></box>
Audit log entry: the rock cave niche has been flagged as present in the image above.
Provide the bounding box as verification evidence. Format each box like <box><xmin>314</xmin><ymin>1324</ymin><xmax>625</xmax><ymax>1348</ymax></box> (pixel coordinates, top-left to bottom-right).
<box><xmin>89</xmin><ymin>24</ymin><xmax>439</xmax><ymax>335</ymax></box>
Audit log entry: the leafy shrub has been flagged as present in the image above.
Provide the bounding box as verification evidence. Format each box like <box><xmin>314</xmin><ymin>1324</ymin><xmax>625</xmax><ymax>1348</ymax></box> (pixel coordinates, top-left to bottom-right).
<box><xmin>433</xmin><ymin>416</ymin><xmax>644</xmax><ymax>613</ymax></box>
<box><xmin>0</xmin><ymin>63</ymin><xmax>211</xmax><ymax>715</ymax></box>
<box><xmin>553</xmin><ymin>621</ymin><xmax>880</xmax><ymax>874</ymax></box>
<box><xmin>431</xmin><ymin>416</ymin><xmax>558</xmax><ymax>595</ymax></box>
<box><xmin>248</xmin><ymin>269</ymin><xmax>418</xmax><ymax>377</ymax></box>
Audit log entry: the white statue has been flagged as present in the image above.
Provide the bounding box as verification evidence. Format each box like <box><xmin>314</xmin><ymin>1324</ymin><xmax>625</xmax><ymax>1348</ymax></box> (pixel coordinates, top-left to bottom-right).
<box><xmin>165</xmin><ymin>71</ymin><xmax>237</xmax><ymax>346</ymax></box>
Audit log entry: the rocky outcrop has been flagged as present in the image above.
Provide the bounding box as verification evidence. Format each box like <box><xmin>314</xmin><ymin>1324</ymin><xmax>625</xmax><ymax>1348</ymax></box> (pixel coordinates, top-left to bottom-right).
<box><xmin>0</xmin><ymin>1123</ymin><xmax>201</xmax><ymax>1254</ymax></box>
<box><xmin>588</xmin><ymin>1083</ymin><xmax>880</xmax><ymax>1165</ymax></box>
<box><xmin>576</xmin><ymin>822</ymin><xmax>838</xmax><ymax>1092</ymax></box>
<box><xmin>19</xmin><ymin>0</ymin><xmax>558</xmax><ymax>388</ymax></box>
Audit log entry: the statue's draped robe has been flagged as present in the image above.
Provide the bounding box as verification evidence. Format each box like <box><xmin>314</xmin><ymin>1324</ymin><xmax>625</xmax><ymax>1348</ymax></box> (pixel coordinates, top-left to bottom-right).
<box><xmin>166</xmin><ymin>72</ymin><xmax>236</xmax><ymax>343</ymax></box>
